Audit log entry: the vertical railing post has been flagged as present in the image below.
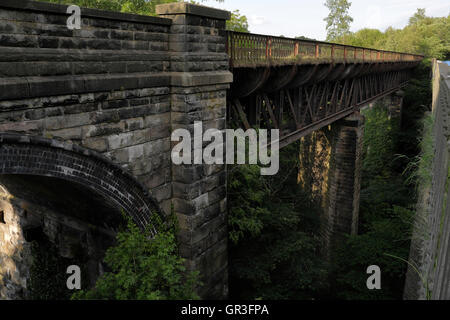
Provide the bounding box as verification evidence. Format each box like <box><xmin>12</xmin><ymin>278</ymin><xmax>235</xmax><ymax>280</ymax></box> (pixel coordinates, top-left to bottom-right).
<box><xmin>217</xmin><ymin>31</ymin><xmax>417</xmax><ymax>68</ymax></box>
<box><xmin>269</xmin><ymin>38</ymin><xmax>272</xmax><ymax>58</ymax></box>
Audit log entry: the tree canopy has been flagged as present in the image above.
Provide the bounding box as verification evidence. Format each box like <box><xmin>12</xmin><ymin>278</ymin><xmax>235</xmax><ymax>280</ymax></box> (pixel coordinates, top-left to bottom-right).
<box><xmin>324</xmin><ymin>0</ymin><xmax>353</xmax><ymax>41</ymax></box>
<box><xmin>226</xmin><ymin>10</ymin><xmax>249</xmax><ymax>32</ymax></box>
<box><xmin>337</xmin><ymin>9</ymin><xmax>450</xmax><ymax>59</ymax></box>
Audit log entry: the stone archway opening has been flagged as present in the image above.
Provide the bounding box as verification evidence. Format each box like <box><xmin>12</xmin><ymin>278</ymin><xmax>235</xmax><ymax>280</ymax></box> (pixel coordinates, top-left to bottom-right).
<box><xmin>0</xmin><ymin>135</ymin><xmax>164</xmax><ymax>300</ymax></box>
<box><xmin>0</xmin><ymin>174</ymin><xmax>125</xmax><ymax>300</ymax></box>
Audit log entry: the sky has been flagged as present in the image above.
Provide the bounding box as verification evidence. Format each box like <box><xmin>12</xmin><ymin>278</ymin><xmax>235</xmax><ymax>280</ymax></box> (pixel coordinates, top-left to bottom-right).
<box><xmin>201</xmin><ymin>0</ymin><xmax>450</xmax><ymax>41</ymax></box>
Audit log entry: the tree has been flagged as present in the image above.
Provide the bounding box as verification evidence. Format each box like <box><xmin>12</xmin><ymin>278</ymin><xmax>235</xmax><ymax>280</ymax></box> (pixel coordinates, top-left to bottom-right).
<box><xmin>409</xmin><ymin>8</ymin><xmax>426</xmax><ymax>25</ymax></box>
<box><xmin>324</xmin><ymin>0</ymin><xmax>353</xmax><ymax>41</ymax></box>
<box><xmin>336</xmin><ymin>10</ymin><xmax>449</xmax><ymax>59</ymax></box>
<box><xmin>226</xmin><ymin>10</ymin><xmax>249</xmax><ymax>32</ymax></box>
<box><xmin>339</xmin><ymin>28</ymin><xmax>384</xmax><ymax>48</ymax></box>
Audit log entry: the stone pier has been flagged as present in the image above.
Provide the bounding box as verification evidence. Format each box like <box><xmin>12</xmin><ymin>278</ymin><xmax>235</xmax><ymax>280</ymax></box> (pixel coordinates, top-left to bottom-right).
<box><xmin>157</xmin><ymin>3</ymin><xmax>232</xmax><ymax>299</ymax></box>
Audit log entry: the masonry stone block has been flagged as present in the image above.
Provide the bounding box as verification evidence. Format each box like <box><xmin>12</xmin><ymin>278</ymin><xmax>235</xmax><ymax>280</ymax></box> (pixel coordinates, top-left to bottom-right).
<box><xmin>322</xmin><ymin>112</ymin><xmax>364</xmax><ymax>258</ymax></box>
<box><xmin>0</xmin><ymin>0</ymin><xmax>233</xmax><ymax>300</ymax></box>
<box><xmin>154</xmin><ymin>2</ymin><xmax>232</xmax><ymax>299</ymax></box>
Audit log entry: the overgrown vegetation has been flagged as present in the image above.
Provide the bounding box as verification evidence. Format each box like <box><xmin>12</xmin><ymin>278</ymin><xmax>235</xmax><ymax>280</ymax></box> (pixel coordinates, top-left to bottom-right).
<box><xmin>228</xmin><ymin>143</ymin><xmax>327</xmax><ymax>300</ymax></box>
<box><xmin>72</xmin><ymin>214</ymin><xmax>200</xmax><ymax>300</ymax></box>
<box><xmin>36</xmin><ymin>0</ymin><xmax>180</xmax><ymax>15</ymax></box>
<box><xmin>36</xmin><ymin>1</ymin><xmax>249</xmax><ymax>32</ymax></box>
<box><xmin>329</xmin><ymin>104</ymin><xmax>415</xmax><ymax>300</ymax></box>
<box><xmin>324</xmin><ymin>0</ymin><xmax>353</xmax><ymax>41</ymax></box>
<box><xmin>337</xmin><ymin>9</ymin><xmax>450</xmax><ymax>60</ymax></box>
<box><xmin>227</xmin><ymin>44</ymin><xmax>434</xmax><ymax>302</ymax></box>
<box><xmin>31</xmin><ymin>0</ymin><xmax>444</xmax><ymax>300</ymax></box>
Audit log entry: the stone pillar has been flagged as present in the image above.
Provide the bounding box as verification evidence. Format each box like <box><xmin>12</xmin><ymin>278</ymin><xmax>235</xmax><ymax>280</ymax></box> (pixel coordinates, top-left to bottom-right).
<box><xmin>156</xmin><ymin>3</ymin><xmax>232</xmax><ymax>299</ymax></box>
<box><xmin>385</xmin><ymin>91</ymin><xmax>404</xmax><ymax>122</ymax></box>
<box><xmin>322</xmin><ymin>112</ymin><xmax>364</xmax><ymax>255</ymax></box>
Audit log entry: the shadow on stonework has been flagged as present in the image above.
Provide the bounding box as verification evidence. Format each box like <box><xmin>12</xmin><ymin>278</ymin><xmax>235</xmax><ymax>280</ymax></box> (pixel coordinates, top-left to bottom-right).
<box><xmin>0</xmin><ymin>174</ymin><xmax>125</xmax><ymax>300</ymax></box>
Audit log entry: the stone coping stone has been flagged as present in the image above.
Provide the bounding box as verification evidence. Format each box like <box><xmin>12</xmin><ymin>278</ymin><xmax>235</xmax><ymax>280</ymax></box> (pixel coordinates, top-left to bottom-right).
<box><xmin>156</xmin><ymin>2</ymin><xmax>231</xmax><ymax>21</ymax></box>
<box><xmin>0</xmin><ymin>0</ymin><xmax>172</xmax><ymax>25</ymax></box>
<box><xmin>170</xmin><ymin>71</ymin><xmax>233</xmax><ymax>87</ymax></box>
<box><xmin>0</xmin><ymin>47</ymin><xmax>169</xmax><ymax>62</ymax></box>
<box><xmin>0</xmin><ymin>72</ymin><xmax>170</xmax><ymax>100</ymax></box>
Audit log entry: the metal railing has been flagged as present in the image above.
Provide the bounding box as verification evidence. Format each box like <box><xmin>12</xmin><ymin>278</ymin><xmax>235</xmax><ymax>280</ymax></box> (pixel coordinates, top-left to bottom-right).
<box><xmin>227</xmin><ymin>31</ymin><xmax>424</xmax><ymax>68</ymax></box>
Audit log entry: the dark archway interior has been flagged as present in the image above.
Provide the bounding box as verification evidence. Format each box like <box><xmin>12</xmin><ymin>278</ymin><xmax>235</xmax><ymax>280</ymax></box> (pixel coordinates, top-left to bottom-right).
<box><xmin>0</xmin><ymin>174</ymin><xmax>126</xmax><ymax>299</ymax></box>
<box><xmin>0</xmin><ymin>174</ymin><xmax>124</xmax><ymax>230</ymax></box>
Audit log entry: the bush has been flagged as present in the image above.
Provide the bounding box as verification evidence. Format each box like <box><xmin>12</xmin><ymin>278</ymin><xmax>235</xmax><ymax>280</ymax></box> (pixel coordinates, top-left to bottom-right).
<box><xmin>72</xmin><ymin>216</ymin><xmax>200</xmax><ymax>300</ymax></box>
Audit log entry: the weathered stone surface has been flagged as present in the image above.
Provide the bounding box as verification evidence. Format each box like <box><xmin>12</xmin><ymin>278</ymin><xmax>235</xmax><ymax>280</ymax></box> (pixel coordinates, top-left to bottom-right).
<box><xmin>321</xmin><ymin>112</ymin><xmax>364</xmax><ymax>256</ymax></box>
<box><xmin>404</xmin><ymin>61</ymin><xmax>450</xmax><ymax>300</ymax></box>
<box><xmin>156</xmin><ymin>2</ymin><xmax>231</xmax><ymax>20</ymax></box>
<box><xmin>0</xmin><ymin>0</ymin><xmax>232</xmax><ymax>300</ymax></box>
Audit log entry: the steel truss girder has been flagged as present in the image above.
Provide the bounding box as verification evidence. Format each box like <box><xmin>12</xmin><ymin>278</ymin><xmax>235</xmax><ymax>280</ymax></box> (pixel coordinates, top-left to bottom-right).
<box><xmin>228</xmin><ymin>70</ymin><xmax>411</xmax><ymax>148</ymax></box>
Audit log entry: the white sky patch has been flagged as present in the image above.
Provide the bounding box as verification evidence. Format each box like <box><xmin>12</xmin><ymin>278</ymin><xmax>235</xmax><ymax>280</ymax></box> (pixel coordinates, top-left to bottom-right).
<box><xmin>200</xmin><ymin>0</ymin><xmax>449</xmax><ymax>41</ymax></box>
<box><xmin>249</xmin><ymin>15</ymin><xmax>268</xmax><ymax>26</ymax></box>
<box><xmin>363</xmin><ymin>6</ymin><xmax>383</xmax><ymax>29</ymax></box>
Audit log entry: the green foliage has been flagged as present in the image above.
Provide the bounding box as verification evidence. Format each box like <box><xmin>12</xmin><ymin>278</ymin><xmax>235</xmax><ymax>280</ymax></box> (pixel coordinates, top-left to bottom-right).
<box><xmin>228</xmin><ymin>164</ymin><xmax>268</xmax><ymax>244</ymax></box>
<box><xmin>331</xmin><ymin>108</ymin><xmax>414</xmax><ymax>299</ymax></box>
<box><xmin>361</xmin><ymin>103</ymin><xmax>398</xmax><ymax>179</ymax></box>
<box><xmin>72</xmin><ymin>216</ymin><xmax>200</xmax><ymax>300</ymax></box>
<box><xmin>228</xmin><ymin>143</ymin><xmax>327</xmax><ymax>300</ymax></box>
<box><xmin>36</xmin><ymin>0</ymin><xmax>178</xmax><ymax>15</ymax></box>
<box><xmin>339</xmin><ymin>28</ymin><xmax>385</xmax><ymax>48</ymax></box>
<box><xmin>330</xmin><ymin>73</ymin><xmax>431</xmax><ymax>299</ymax></box>
<box><xmin>226</xmin><ymin>10</ymin><xmax>249</xmax><ymax>33</ymax></box>
<box><xmin>338</xmin><ymin>10</ymin><xmax>450</xmax><ymax>59</ymax></box>
<box><xmin>37</xmin><ymin>0</ymin><xmax>225</xmax><ymax>16</ymax></box>
<box><xmin>404</xmin><ymin>113</ymin><xmax>434</xmax><ymax>189</ymax></box>
<box><xmin>334</xmin><ymin>206</ymin><xmax>414</xmax><ymax>300</ymax></box>
<box><xmin>324</xmin><ymin>0</ymin><xmax>354</xmax><ymax>41</ymax></box>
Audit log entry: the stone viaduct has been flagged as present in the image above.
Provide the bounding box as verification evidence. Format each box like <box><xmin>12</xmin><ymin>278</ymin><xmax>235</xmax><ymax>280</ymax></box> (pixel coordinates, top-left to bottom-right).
<box><xmin>0</xmin><ymin>0</ymin><xmax>422</xmax><ymax>299</ymax></box>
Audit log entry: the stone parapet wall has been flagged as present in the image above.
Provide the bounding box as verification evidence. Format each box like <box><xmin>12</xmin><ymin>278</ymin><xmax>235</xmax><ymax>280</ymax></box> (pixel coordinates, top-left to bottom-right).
<box><xmin>404</xmin><ymin>60</ymin><xmax>450</xmax><ymax>300</ymax></box>
<box><xmin>156</xmin><ymin>2</ymin><xmax>232</xmax><ymax>299</ymax></box>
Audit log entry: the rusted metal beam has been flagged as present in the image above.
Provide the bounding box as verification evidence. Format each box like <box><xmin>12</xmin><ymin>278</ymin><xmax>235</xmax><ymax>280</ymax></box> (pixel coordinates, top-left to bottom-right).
<box><xmin>263</xmin><ymin>94</ymin><xmax>279</xmax><ymax>129</ymax></box>
<box><xmin>228</xmin><ymin>69</ymin><xmax>412</xmax><ymax>149</ymax></box>
<box><xmin>234</xmin><ymin>99</ymin><xmax>251</xmax><ymax>130</ymax></box>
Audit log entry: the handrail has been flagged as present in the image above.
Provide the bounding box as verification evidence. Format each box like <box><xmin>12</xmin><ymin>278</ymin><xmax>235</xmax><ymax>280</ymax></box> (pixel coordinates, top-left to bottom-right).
<box><xmin>227</xmin><ymin>31</ymin><xmax>424</xmax><ymax>68</ymax></box>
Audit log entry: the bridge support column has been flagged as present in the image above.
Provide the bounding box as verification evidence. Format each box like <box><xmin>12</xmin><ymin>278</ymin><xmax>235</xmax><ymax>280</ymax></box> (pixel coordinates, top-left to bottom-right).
<box><xmin>323</xmin><ymin>112</ymin><xmax>365</xmax><ymax>255</ymax></box>
<box><xmin>156</xmin><ymin>3</ymin><xmax>232</xmax><ymax>299</ymax></box>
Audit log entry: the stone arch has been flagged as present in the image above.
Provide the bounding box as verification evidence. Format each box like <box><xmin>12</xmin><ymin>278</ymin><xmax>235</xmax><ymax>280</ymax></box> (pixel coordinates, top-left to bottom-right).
<box><xmin>0</xmin><ymin>133</ymin><xmax>164</xmax><ymax>234</ymax></box>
